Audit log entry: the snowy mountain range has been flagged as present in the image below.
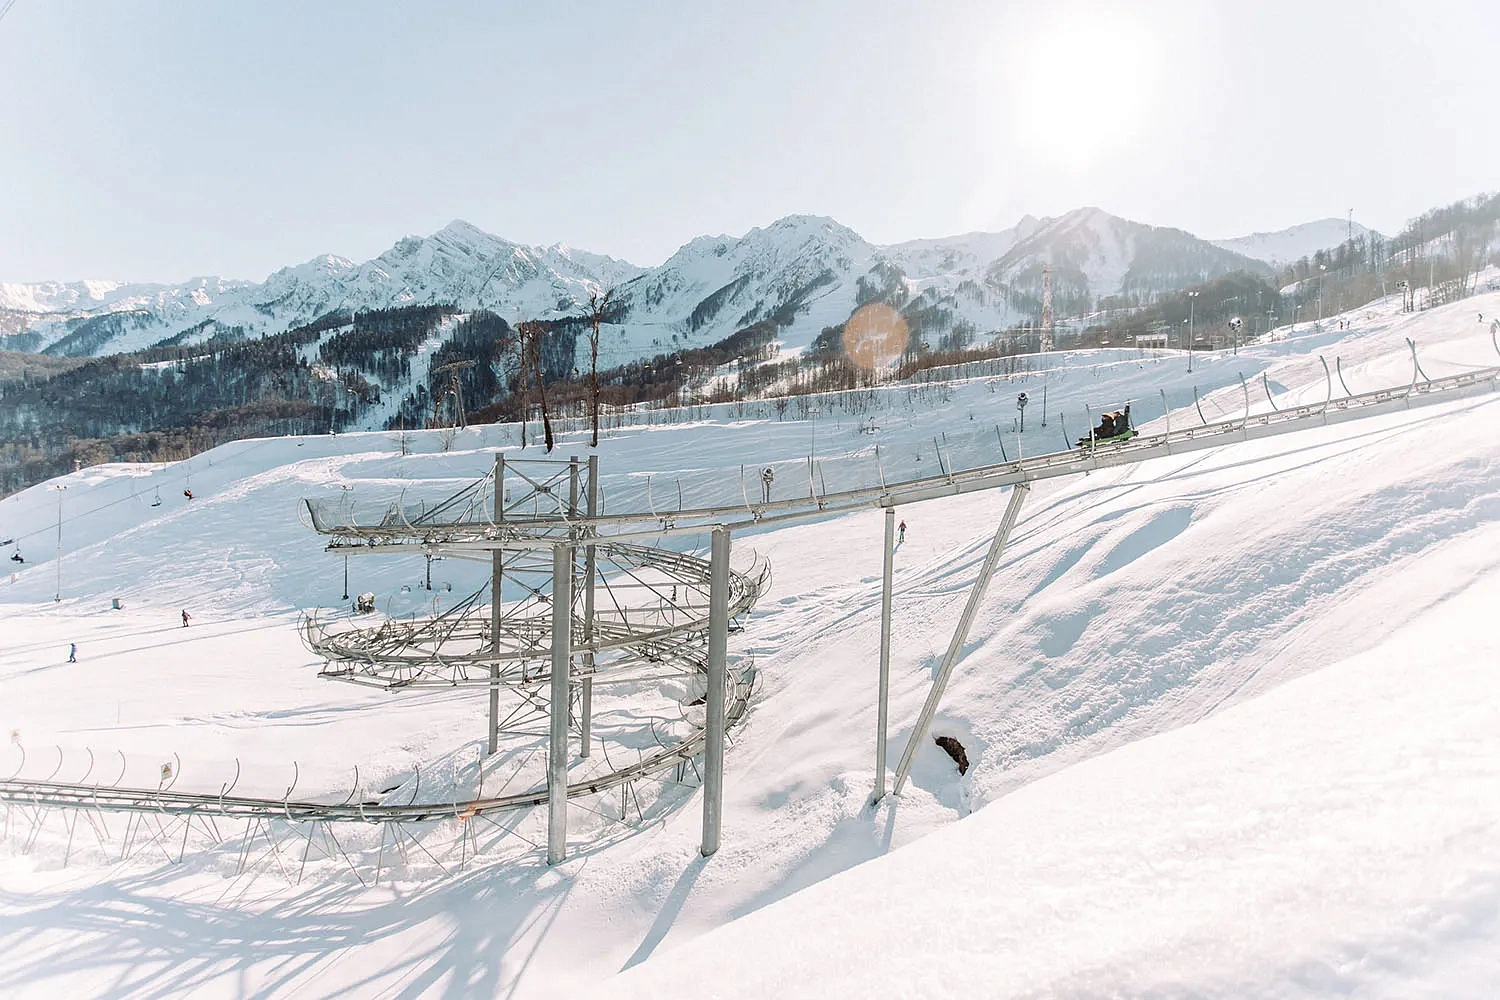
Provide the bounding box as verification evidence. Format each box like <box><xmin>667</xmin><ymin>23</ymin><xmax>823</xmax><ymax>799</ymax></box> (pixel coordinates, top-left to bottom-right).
<box><xmin>1211</xmin><ymin>218</ymin><xmax>1375</xmax><ymax>268</ymax></box>
<box><xmin>2</xmin><ymin>208</ymin><xmax>1366</xmax><ymax>361</ymax></box>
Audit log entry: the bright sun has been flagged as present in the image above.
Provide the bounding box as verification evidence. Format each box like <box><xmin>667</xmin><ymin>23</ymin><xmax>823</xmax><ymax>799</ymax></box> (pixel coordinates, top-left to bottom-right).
<box><xmin>1004</xmin><ymin>8</ymin><xmax>1162</xmax><ymax>167</ymax></box>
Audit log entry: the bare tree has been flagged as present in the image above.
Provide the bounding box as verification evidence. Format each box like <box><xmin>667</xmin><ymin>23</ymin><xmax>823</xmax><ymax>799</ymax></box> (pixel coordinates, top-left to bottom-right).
<box><xmin>586</xmin><ymin>287</ymin><xmax>615</xmax><ymax>448</ymax></box>
<box><xmin>519</xmin><ymin>319</ymin><xmax>556</xmax><ymax>452</ymax></box>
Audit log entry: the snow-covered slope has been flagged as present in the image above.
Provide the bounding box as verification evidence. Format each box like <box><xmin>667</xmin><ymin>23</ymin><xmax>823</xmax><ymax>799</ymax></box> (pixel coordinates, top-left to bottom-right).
<box><xmin>618</xmin><ymin>564</ymin><xmax>1500</xmax><ymax>998</ymax></box>
<box><xmin>3</xmin><ymin>288</ymin><xmax>1500</xmax><ymax>996</ymax></box>
<box><xmin>1213</xmin><ymin>217</ymin><xmax>1376</xmax><ymax>267</ymax></box>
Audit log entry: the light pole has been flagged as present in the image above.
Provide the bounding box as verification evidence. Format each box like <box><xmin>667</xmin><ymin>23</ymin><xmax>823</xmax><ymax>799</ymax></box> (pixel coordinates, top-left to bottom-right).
<box><xmin>52</xmin><ymin>484</ymin><xmax>66</xmax><ymax>602</ymax></box>
<box><xmin>1317</xmin><ymin>264</ymin><xmax>1327</xmax><ymax>324</ymax></box>
<box><xmin>1017</xmin><ymin>392</ymin><xmax>1028</xmax><ymax>433</ymax></box>
<box><xmin>1187</xmin><ymin>291</ymin><xmax>1198</xmax><ymax>373</ymax></box>
<box><xmin>340</xmin><ymin>485</ymin><xmax>353</xmax><ymax>600</ymax></box>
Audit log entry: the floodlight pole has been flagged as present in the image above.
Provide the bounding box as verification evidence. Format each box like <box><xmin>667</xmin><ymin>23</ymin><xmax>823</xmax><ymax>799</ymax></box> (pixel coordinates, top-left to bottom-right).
<box><xmin>1187</xmin><ymin>291</ymin><xmax>1198</xmax><ymax>373</ymax></box>
<box><xmin>874</xmin><ymin>506</ymin><xmax>895</xmax><ymax>801</ymax></box>
<box><xmin>53</xmin><ymin>485</ymin><xmax>66</xmax><ymax>602</ymax></box>
<box><xmin>701</xmin><ymin>525</ymin><xmax>730</xmax><ymax>856</ymax></box>
<box><xmin>548</xmin><ymin>541</ymin><xmax>573</xmax><ymax>864</ymax></box>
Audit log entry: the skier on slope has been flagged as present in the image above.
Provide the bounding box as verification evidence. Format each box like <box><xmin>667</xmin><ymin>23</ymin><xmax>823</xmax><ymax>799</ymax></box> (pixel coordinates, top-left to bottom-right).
<box><xmin>898</xmin><ymin>520</ymin><xmax>906</xmax><ymax>543</ymax></box>
<box><xmin>67</xmin><ymin>643</ymin><xmax>76</xmax><ymax>663</ymax></box>
<box><xmin>181</xmin><ymin>609</ymin><xmax>191</xmax><ymax>628</ymax></box>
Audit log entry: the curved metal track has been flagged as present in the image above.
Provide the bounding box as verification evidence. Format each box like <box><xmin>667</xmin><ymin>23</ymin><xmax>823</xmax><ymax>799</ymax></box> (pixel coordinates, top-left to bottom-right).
<box><xmin>303</xmin><ymin>542</ymin><xmax>768</xmax><ymax>688</ymax></box>
<box><xmin>308</xmin><ymin>358</ymin><xmax>1500</xmax><ymax>550</ymax></box>
<box><xmin>7</xmin><ymin>350</ymin><xmax>1498</xmax><ymax>831</ymax></box>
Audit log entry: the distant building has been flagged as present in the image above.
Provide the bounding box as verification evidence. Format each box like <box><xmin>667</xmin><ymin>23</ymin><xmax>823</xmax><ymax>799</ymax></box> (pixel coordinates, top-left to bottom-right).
<box><xmin>1134</xmin><ymin>332</ymin><xmax>1168</xmax><ymax>349</ymax></box>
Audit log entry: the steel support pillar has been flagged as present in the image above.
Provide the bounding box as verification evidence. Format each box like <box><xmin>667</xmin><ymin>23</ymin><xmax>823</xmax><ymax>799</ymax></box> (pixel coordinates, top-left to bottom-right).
<box><xmin>488</xmin><ymin>548</ymin><xmax>502</xmax><ymax>755</ymax></box>
<box><xmin>548</xmin><ymin>542</ymin><xmax>572</xmax><ymax>864</ymax></box>
<box><xmin>874</xmin><ymin>506</ymin><xmax>895</xmax><ymax>802</ymax></box>
<box><xmin>892</xmin><ymin>484</ymin><xmax>1028</xmax><ymax>795</ymax></box>
<box><xmin>488</xmin><ymin>453</ymin><xmax>505</xmax><ymax>756</ymax></box>
<box><xmin>701</xmin><ymin>526</ymin><xmax>730</xmax><ymax>857</ymax></box>
<box><xmin>568</xmin><ymin>457</ymin><xmax>580</xmax><ymax>738</ymax></box>
<box><xmin>580</xmin><ymin>455</ymin><xmax>598</xmax><ymax>758</ymax></box>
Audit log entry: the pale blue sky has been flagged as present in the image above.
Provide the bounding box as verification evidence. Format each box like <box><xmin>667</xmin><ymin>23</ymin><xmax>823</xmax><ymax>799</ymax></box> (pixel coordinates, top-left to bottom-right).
<box><xmin>1</xmin><ymin>0</ymin><xmax>1494</xmax><ymax>283</ymax></box>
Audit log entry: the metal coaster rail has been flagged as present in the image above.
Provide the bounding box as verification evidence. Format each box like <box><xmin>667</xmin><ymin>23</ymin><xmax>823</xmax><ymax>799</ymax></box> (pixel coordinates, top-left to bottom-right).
<box><xmin>313</xmin><ymin>358</ymin><xmax>1500</xmax><ymax>553</ymax></box>
<box><xmin>5</xmin><ymin>346</ymin><xmax>1498</xmax><ymax>866</ymax></box>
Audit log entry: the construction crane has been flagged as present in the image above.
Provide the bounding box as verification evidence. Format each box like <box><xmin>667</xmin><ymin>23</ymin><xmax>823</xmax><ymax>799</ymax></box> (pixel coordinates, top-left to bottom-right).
<box><xmin>430</xmin><ymin>359</ymin><xmax>477</xmax><ymax>429</ymax></box>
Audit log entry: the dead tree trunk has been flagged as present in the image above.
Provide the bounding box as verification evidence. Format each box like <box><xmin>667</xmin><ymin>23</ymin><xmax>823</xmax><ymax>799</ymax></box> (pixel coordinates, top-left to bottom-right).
<box><xmin>587</xmin><ymin>288</ymin><xmax>614</xmax><ymax>449</ymax></box>
<box><xmin>521</xmin><ymin>320</ymin><xmax>555</xmax><ymax>452</ymax></box>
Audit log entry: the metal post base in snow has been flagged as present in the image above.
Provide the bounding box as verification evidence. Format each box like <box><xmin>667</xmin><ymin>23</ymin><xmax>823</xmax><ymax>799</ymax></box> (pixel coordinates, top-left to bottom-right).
<box><xmin>700</xmin><ymin>526</ymin><xmax>730</xmax><ymax>857</ymax></box>
<box><xmin>874</xmin><ymin>506</ymin><xmax>895</xmax><ymax>802</ymax></box>
<box><xmin>892</xmin><ymin>484</ymin><xmax>1028</xmax><ymax>795</ymax></box>
<box><xmin>548</xmin><ymin>542</ymin><xmax>572</xmax><ymax>865</ymax></box>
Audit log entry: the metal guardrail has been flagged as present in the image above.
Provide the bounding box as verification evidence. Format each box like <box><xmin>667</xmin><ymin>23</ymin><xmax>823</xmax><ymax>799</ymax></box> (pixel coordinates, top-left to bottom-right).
<box><xmin>311</xmin><ymin>360</ymin><xmax>1500</xmax><ymax>550</ymax></box>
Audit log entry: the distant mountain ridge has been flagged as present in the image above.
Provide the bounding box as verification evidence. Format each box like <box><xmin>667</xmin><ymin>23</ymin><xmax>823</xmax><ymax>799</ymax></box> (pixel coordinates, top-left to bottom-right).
<box><xmin>1211</xmin><ymin>218</ymin><xmax>1377</xmax><ymax>267</ymax></box>
<box><xmin>3</xmin><ymin>208</ymin><xmax>1360</xmax><ymax>360</ymax></box>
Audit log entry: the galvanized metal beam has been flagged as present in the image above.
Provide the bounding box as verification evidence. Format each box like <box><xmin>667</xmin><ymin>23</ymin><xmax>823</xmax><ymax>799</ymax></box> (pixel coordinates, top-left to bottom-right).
<box><xmin>548</xmin><ymin>542</ymin><xmax>572</xmax><ymax>864</ymax></box>
<box><xmin>892</xmin><ymin>483</ymin><xmax>1028</xmax><ymax>795</ymax></box>
<box><xmin>701</xmin><ymin>526</ymin><xmax>730</xmax><ymax>857</ymax></box>
<box><xmin>874</xmin><ymin>506</ymin><xmax>895</xmax><ymax>802</ymax></box>
<box><xmin>581</xmin><ymin>454</ymin><xmax>599</xmax><ymax>758</ymax></box>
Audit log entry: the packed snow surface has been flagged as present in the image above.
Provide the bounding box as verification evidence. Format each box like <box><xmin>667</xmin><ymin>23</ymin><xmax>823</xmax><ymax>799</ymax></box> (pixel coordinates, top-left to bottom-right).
<box><xmin>2</xmin><ymin>290</ymin><xmax>1500</xmax><ymax>997</ymax></box>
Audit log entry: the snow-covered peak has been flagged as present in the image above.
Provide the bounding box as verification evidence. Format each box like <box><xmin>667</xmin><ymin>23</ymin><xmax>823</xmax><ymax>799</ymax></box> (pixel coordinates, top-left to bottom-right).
<box><xmin>1212</xmin><ymin>219</ymin><xmax>1376</xmax><ymax>267</ymax></box>
<box><xmin>0</xmin><ymin>279</ymin><xmax>164</xmax><ymax>314</ymax></box>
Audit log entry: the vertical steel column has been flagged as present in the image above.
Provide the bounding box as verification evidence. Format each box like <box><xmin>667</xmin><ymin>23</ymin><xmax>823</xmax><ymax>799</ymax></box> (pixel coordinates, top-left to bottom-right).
<box><xmin>892</xmin><ymin>484</ymin><xmax>1028</xmax><ymax>795</ymax></box>
<box><xmin>488</xmin><ymin>549</ymin><xmax>502</xmax><ymax>755</ymax></box>
<box><xmin>548</xmin><ymin>542</ymin><xmax>572</xmax><ymax>865</ymax></box>
<box><xmin>701</xmin><ymin>526</ymin><xmax>731</xmax><ymax>857</ymax></box>
<box><xmin>580</xmin><ymin>455</ymin><xmax>599</xmax><ymax>758</ymax></box>
<box><xmin>568</xmin><ymin>457</ymin><xmax>581</xmax><ymax>739</ymax></box>
<box><xmin>874</xmin><ymin>506</ymin><xmax>895</xmax><ymax>801</ymax></box>
<box><xmin>488</xmin><ymin>453</ymin><xmax>505</xmax><ymax>756</ymax></box>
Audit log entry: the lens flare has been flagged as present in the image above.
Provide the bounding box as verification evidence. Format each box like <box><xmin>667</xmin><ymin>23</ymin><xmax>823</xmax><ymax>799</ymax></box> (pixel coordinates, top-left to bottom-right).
<box><xmin>843</xmin><ymin>303</ymin><xmax>909</xmax><ymax>369</ymax></box>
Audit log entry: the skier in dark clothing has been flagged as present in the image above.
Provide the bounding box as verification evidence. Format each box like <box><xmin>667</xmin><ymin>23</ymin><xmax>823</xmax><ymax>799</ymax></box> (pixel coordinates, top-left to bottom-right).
<box><xmin>67</xmin><ymin>643</ymin><xmax>76</xmax><ymax>663</ymax></box>
<box><xmin>181</xmin><ymin>609</ymin><xmax>191</xmax><ymax>628</ymax></box>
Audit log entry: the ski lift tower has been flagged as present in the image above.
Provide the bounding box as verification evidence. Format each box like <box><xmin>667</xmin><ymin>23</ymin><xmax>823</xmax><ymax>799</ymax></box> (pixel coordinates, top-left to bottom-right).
<box><xmin>1040</xmin><ymin>267</ymin><xmax>1055</xmax><ymax>353</ymax></box>
<box><xmin>431</xmin><ymin>359</ymin><xmax>477</xmax><ymax>429</ymax></box>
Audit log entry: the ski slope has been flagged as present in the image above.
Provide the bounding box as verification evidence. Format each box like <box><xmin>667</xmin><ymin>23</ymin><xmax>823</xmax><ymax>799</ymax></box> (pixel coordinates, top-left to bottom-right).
<box><xmin>2</xmin><ymin>289</ymin><xmax>1500</xmax><ymax>997</ymax></box>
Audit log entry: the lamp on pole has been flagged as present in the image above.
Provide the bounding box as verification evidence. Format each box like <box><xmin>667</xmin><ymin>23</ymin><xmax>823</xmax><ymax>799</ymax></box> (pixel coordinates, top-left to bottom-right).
<box><xmin>51</xmin><ymin>484</ymin><xmax>66</xmax><ymax>602</ymax></box>
<box><xmin>1186</xmin><ymin>290</ymin><xmax>1198</xmax><ymax>373</ymax></box>
<box><xmin>339</xmin><ymin>484</ymin><xmax>353</xmax><ymax>600</ymax></box>
<box><xmin>1016</xmin><ymin>391</ymin><xmax>1029</xmax><ymax>433</ymax></box>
